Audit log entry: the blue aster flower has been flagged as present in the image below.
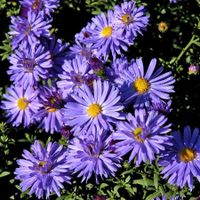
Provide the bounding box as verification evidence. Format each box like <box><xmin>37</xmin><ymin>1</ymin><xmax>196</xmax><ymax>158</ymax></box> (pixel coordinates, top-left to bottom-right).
<box><xmin>159</xmin><ymin>126</ymin><xmax>200</xmax><ymax>191</ymax></box>
<box><xmin>113</xmin><ymin>109</ymin><xmax>171</xmax><ymax>166</ymax></box>
<box><xmin>113</xmin><ymin>1</ymin><xmax>149</xmax><ymax>41</ymax></box>
<box><xmin>63</xmin><ymin>79</ymin><xmax>124</xmax><ymax>135</ymax></box>
<box><xmin>34</xmin><ymin>85</ymin><xmax>65</xmax><ymax>134</ymax></box>
<box><xmin>118</xmin><ymin>58</ymin><xmax>175</xmax><ymax>108</ymax></box>
<box><xmin>7</xmin><ymin>42</ymin><xmax>52</xmax><ymax>88</ymax></box>
<box><xmin>83</xmin><ymin>11</ymin><xmax>130</xmax><ymax>60</ymax></box>
<box><xmin>69</xmin><ymin>42</ymin><xmax>93</xmax><ymax>60</ymax></box>
<box><xmin>15</xmin><ymin>140</ymin><xmax>70</xmax><ymax>199</ymax></box>
<box><xmin>1</xmin><ymin>85</ymin><xmax>41</xmax><ymax>127</ymax></box>
<box><xmin>9</xmin><ymin>11</ymin><xmax>51</xmax><ymax>49</ymax></box>
<box><xmin>67</xmin><ymin>128</ymin><xmax>121</xmax><ymax>182</ymax></box>
<box><xmin>41</xmin><ymin>35</ymin><xmax>69</xmax><ymax>75</ymax></box>
<box><xmin>57</xmin><ymin>55</ymin><xmax>95</xmax><ymax>98</ymax></box>
<box><xmin>20</xmin><ymin>0</ymin><xmax>60</xmax><ymax>17</ymax></box>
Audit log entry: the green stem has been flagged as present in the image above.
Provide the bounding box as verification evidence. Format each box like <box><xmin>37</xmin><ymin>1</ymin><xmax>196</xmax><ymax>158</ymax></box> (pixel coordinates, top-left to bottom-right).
<box><xmin>175</xmin><ymin>34</ymin><xmax>196</xmax><ymax>64</ymax></box>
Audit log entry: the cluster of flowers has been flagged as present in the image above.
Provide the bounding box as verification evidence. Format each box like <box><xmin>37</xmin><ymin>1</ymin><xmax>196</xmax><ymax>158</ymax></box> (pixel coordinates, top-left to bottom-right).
<box><xmin>1</xmin><ymin>0</ymin><xmax>199</xmax><ymax>199</ymax></box>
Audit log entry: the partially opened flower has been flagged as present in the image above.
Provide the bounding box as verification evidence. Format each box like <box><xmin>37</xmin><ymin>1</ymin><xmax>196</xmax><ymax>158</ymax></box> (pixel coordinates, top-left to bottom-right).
<box><xmin>9</xmin><ymin>11</ymin><xmax>51</xmax><ymax>49</ymax></box>
<box><xmin>113</xmin><ymin>109</ymin><xmax>171</xmax><ymax>166</ymax></box>
<box><xmin>1</xmin><ymin>85</ymin><xmax>41</xmax><ymax>127</ymax></box>
<box><xmin>8</xmin><ymin>42</ymin><xmax>52</xmax><ymax>88</ymax></box>
<box><xmin>57</xmin><ymin>55</ymin><xmax>95</xmax><ymax>98</ymax></box>
<box><xmin>67</xmin><ymin>128</ymin><xmax>121</xmax><ymax>182</ymax></box>
<box><xmin>15</xmin><ymin>140</ymin><xmax>70</xmax><ymax>199</ymax></box>
<box><xmin>159</xmin><ymin>126</ymin><xmax>200</xmax><ymax>191</ymax></box>
<box><xmin>34</xmin><ymin>85</ymin><xmax>65</xmax><ymax>134</ymax></box>
<box><xmin>118</xmin><ymin>58</ymin><xmax>175</xmax><ymax>108</ymax></box>
<box><xmin>63</xmin><ymin>79</ymin><xmax>124</xmax><ymax>135</ymax></box>
<box><xmin>41</xmin><ymin>35</ymin><xmax>69</xmax><ymax>75</ymax></box>
<box><xmin>113</xmin><ymin>1</ymin><xmax>149</xmax><ymax>41</ymax></box>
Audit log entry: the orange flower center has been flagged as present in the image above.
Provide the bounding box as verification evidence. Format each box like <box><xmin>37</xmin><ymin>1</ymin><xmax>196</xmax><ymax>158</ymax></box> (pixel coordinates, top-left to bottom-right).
<box><xmin>179</xmin><ymin>148</ymin><xmax>196</xmax><ymax>162</ymax></box>
<box><xmin>121</xmin><ymin>14</ymin><xmax>133</xmax><ymax>25</ymax></box>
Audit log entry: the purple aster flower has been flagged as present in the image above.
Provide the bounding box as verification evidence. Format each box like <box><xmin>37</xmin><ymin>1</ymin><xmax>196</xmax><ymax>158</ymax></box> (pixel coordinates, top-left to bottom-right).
<box><xmin>34</xmin><ymin>85</ymin><xmax>65</xmax><ymax>134</ymax></box>
<box><xmin>57</xmin><ymin>55</ymin><xmax>95</xmax><ymax>98</ymax></box>
<box><xmin>15</xmin><ymin>140</ymin><xmax>70</xmax><ymax>199</ymax></box>
<box><xmin>63</xmin><ymin>79</ymin><xmax>124</xmax><ymax>135</ymax></box>
<box><xmin>113</xmin><ymin>1</ymin><xmax>149</xmax><ymax>41</ymax></box>
<box><xmin>69</xmin><ymin>42</ymin><xmax>93</xmax><ymax>60</ymax></box>
<box><xmin>20</xmin><ymin>0</ymin><xmax>60</xmax><ymax>17</ymax></box>
<box><xmin>118</xmin><ymin>58</ymin><xmax>175</xmax><ymax>108</ymax></box>
<box><xmin>113</xmin><ymin>109</ymin><xmax>171</xmax><ymax>166</ymax></box>
<box><xmin>67</xmin><ymin>128</ymin><xmax>121</xmax><ymax>182</ymax></box>
<box><xmin>7</xmin><ymin>42</ymin><xmax>52</xmax><ymax>88</ymax></box>
<box><xmin>41</xmin><ymin>35</ymin><xmax>69</xmax><ymax>75</ymax></box>
<box><xmin>106</xmin><ymin>57</ymin><xmax>129</xmax><ymax>84</ymax></box>
<box><xmin>159</xmin><ymin>126</ymin><xmax>200</xmax><ymax>191</ymax></box>
<box><xmin>9</xmin><ymin>11</ymin><xmax>51</xmax><ymax>49</ymax></box>
<box><xmin>83</xmin><ymin>11</ymin><xmax>130</xmax><ymax>60</ymax></box>
<box><xmin>149</xmin><ymin>98</ymin><xmax>172</xmax><ymax>115</ymax></box>
<box><xmin>1</xmin><ymin>85</ymin><xmax>41</xmax><ymax>127</ymax></box>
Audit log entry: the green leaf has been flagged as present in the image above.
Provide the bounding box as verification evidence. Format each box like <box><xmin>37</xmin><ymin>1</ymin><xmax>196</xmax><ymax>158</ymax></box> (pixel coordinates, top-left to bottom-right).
<box><xmin>146</xmin><ymin>191</ymin><xmax>161</xmax><ymax>200</ymax></box>
<box><xmin>0</xmin><ymin>171</ymin><xmax>10</xmax><ymax>178</ymax></box>
<box><xmin>153</xmin><ymin>172</ymin><xmax>159</xmax><ymax>189</ymax></box>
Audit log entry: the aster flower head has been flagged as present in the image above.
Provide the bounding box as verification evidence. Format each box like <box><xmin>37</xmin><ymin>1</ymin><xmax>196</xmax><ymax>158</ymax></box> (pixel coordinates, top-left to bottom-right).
<box><xmin>9</xmin><ymin>11</ymin><xmax>51</xmax><ymax>49</ymax></box>
<box><xmin>63</xmin><ymin>79</ymin><xmax>124</xmax><ymax>135</ymax></box>
<box><xmin>7</xmin><ymin>42</ymin><xmax>52</xmax><ymax>88</ymax></box>
<box><xmin>159</xmin><ymin>126</ymin><xmax>200</xmax><ymax>191</ymax></box>
<box><xmin>67</xmin><ymin>128</ymin><xmax>121</xmax><ymax>182</ymax></box>
<box><xmin>113</xmin><ymin>1</ymin><xmax>149</xmax><ymax>41</ymax></box>
<box><xmin>41</xmin><ymin>35</ymin><xmax>69</xmax><ymax>75</ymax></box>
<box><xmin>113</xmin><ymin>109</ymin><xmax>171</xmax><ymax>166</ymax></box>
<box><xmin>118</xmin><ymin>58</ymin><xmax>175</xmax><ymax>108</ymax></box>
<box><xmin>69</xmin><ymin>42</ymin><xmax>93</xmax><ymax>60</ymax></box>
<box><xmin>20</xmin><ymin>0</ymin><xmax>60</xmax><ymax>17</ymax></box>
<box><xmin>84</xmin><ymin>10</ymin><xmax>130</xmax><ymax>60</ymax></box>
<box><xmin>34</xmin><ymin>85</ymin><xmax>65</xmax><ymax>134</ymax></box>
<box><xmin>57</xmin><ymin>55</ymin><xmax>95</xmax><ymax>98</ymax></box>
<box><xmin>106</xmin><ymin>57</ymin><xmax>129</xmax><ymax>84</ymax></box>
<box><xmin>15</xmin><ymin>140</ymin><xmax>70</xmax><ymax>199</ymax></box>
<box><xmin>1</xmin><ymin>85</ymin><xmax>41</xmax><ymax>127</ymax></box>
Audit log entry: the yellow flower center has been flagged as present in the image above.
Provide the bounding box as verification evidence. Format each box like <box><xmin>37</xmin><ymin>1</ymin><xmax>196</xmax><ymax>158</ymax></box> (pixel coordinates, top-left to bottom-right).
<box><xmin>158</xmin><ymin>22</ymin><xmax>168</xmax><ymax>33</ymax></box>
<box><xmin>101</xmin><ymin>26</ymin><xmax>113</xmax><ymax>38</ymax></box>
<box><xmin>17</xmin><ymin>98</ymin><xmax>29</xmax><ymax>110</ymax></box>
<box><xmin>133</xmin><ymin>78</ymin><xmax>150</xmax><ymax>94</ymax></box>
<box><xmin>133</xmin><ymin>127</ymin><xmax>144</xmax><ymax>142</ymax></box>
<box><xmin>179</xmin><ymin>148</ymin><xmax>196</xmax><ymax>162</ymax></box>
<box><xmin>134</xmin><ymin>127</ymin><xmax>143</xmax><ymax>136</ymax></box>
<box><xmin>87</xmin><ymin>104</ymin><xmax>102</xmax><ymax>118</ymax></box>
<box><xmin>38</xmin><ymin>161</ymin><xmax>47</xmax><ymax>167</ymax></box>
<box><xmin>121</xmin><ymin>14</ymin><xmax>133</xmax><ymax>25</ymax></box>
<box><xmin>47</xmin><ymin>108</ymin><xmax>57</xmax><ymax>112</ymax></box>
